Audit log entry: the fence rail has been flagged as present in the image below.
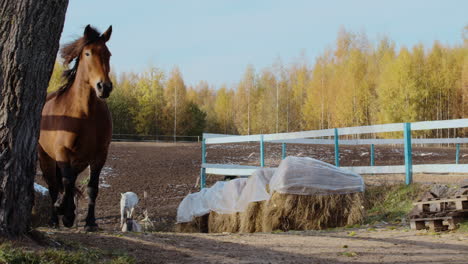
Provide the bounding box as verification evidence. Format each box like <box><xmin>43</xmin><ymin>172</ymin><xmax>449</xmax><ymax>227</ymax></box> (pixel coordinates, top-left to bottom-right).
<box><xmin>112</xmin><ymin>134</ymin><xmax>200</xmax><ymax>142</ymax></box>
<box><xmin>200</xmin><ymin>118</ymin><xmax>468</xmax><ymax>189</ymax></box>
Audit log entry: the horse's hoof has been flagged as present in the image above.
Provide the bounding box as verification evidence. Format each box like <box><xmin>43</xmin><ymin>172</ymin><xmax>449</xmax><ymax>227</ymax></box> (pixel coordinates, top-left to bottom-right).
<box><xmin>48</xmin><ymin>222</ymin><xmax>59</xmax><ymax>229</ymax></box>
<box><xmin>55</xmin><ymin>204</ymin><xmax>65</xmax><ymax>215</ymax></box>
<box><xmin>84</xmin><ymin>225</ymin><xmax>99</xmax><ymax>232</ymax></box>
<box><xmin>62</xmin><ymin>214</ymin><xmax>76</xmax><ymax>228</ymax></box>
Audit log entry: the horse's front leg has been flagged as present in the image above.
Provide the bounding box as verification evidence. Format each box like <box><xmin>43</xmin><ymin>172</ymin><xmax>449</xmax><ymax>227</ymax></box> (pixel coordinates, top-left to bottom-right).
<box><xmin>55</xmin><ymin>161</ymin><xmax>77</xmax><ymax>228</ymax></box>
<box><xmin>84</xmin><ymin>164</ymin><xmax>103</xmax><ymax>232</ymax></box>
<box><xmin>48</xmin><ymin>186</ymin><xmax>60</xmax><ymax>227</ymax></box>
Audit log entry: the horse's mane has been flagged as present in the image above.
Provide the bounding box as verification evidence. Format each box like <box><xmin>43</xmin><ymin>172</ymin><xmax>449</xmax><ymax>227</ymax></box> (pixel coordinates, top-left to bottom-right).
<box><xmin>56</xmin><ymin>26</ymin><xmax>102</xmax><ymax>96</ymax></box>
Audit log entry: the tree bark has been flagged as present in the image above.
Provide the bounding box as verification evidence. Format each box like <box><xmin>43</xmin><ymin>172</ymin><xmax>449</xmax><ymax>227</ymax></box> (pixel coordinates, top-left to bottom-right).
<box><xmin>0</xmin><ymin>0</ymin><xmax>68</xmax><ymax>237</ymax></box>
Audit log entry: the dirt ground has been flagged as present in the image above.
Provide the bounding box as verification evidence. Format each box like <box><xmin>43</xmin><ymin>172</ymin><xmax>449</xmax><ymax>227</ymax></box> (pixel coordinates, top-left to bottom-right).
<box><xmin>34</xmin><ymin>226</ymin><xmax>466</xmax><ymax>264</ymax></box>
<box><xmin>34</xmin><ymin>141</ymin><xmax>468</xmax><ymax>263</ymax></box>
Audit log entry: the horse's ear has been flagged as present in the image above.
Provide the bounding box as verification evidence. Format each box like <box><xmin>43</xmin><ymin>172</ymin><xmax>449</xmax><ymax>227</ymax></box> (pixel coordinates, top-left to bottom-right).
<box><xmin>101</xmin><ymin>25</ymin><xmax>112</xmax><ymax>42</ymax></box>
<box><xmin>84</xmin><ymin>25</ymin><xmax>93</xmax><ymax>39</ymax></box>
<box><xmin>83</xmin><ymin>24</ymin><xmax>100</xmax><ymax>42</ymax></box>
<box><xmin>121</xmin><ymin>193</ymin><xmax>124</xmax><ymax>197</ymax></box>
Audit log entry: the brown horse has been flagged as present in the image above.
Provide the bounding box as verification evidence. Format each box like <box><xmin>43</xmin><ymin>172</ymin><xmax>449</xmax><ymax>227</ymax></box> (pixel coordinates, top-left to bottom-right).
<box><xmin>38</xmin><ymin>25</ymin><xmax>113</xmax><ymax>231</ymax></box>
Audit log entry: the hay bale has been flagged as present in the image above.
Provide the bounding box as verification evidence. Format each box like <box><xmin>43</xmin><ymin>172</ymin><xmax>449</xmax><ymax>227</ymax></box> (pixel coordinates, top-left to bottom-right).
<box><xmin>177</xmin><ymin>192</ymin><xmax>364</xmax><ymax>233</ymax></box>
<box><xmin>262</xmin><ymin>192</ymin><xmax>364</xmax><ymax>232</ymax></box>
<box><xmin>208</xmin><ymin>211</ymin><xmax>240</xmax><ymax>233</ymax></box>
<box><xmin>31</xmin><ymin>185</ymin><xmax>51</xmax><ymax>228</ymax></box>
<box><xmin>346</xmin><ymin>192</ymin><xmax>365</xmax><ymax>226</ymax></box>
<box><xmin>239</xmin><ymin>201</ymin><xmax>265</xmax><ymax>233</ymax></box>
<box><xmin>175</xmin><ymin>214</ymin><xmax>209</xmax><ymax>233</ymax></box>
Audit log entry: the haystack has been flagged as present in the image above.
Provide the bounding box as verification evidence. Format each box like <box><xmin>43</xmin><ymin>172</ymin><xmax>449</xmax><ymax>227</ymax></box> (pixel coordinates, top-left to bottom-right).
<box><xmin>208</xmin><ymin>211</ymin><xmax>240</xmax><ymax>233</ymax></box>
<box><xmin>239</xmin><ymin>201</ymin><xmax>266</xmax><ymax>233</ymax></box>
<box><xmin>176</xmin><ymin>178</ymin><xmax>247</xmax><ymax>233</ymax></box>
<box><xmin>176</xmin><ymin>157</ymin><xmax>365</xmax><ymax>233</ymax></box>
<box><xmin>261</xmin><ymin>192</ymin><xmax>364</xmax><ymax>232</ymax></box>
<box><xmin>237</xmin><ymin>169</ymin><xmax>275</xmax><ymax>233</ymax></box>
<box><xmin>261</xmin><ymin>157</ymin><xmax>365</xmax><ymax>232</ymax></box>
<box><xmin>175</xmin><ymin>214</ymin><xmax>209</xmax><ymax>233</ymax></box>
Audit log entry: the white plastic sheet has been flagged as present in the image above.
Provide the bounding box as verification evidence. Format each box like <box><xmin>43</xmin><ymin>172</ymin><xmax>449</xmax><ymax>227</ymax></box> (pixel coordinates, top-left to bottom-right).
<box><xmin>34</xmin><ymin>183</ymin><xmax>48</xmax><ymax>195</ymax></box>
<box><xmin>235</xmin><ymin>168</ymin><xmax>276</xmax><ymax>212</ymax></box>
<box><xmin>177</xmin><ymin>178</ymin><xmax>248</xmax><ymax>223</ymax></box>
<box><xmin>270</xmin><ymin>156</ymin><xmax>364</xmax><ymax>195</ymax></box>
<box><xmin>177</xmin><ymin>157</ymin><xmax>364</xmax><ymax>223</ymax></box>
<box><xmin>210</xmin><ymin>178</ymin><xmax>248</xmax><ymax>214</ymax></box>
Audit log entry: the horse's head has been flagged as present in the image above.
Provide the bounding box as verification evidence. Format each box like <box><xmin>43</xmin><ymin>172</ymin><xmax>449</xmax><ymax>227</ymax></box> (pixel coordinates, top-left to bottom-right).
<box><xmin>82</xmin><ymin>25</ymin><xmax>113</xmax><ymax>99</ymax></box>
<box><xmin>61</xmin><ymin>25</ymin><xmax>113</xmax><ymax>99</ymax></box>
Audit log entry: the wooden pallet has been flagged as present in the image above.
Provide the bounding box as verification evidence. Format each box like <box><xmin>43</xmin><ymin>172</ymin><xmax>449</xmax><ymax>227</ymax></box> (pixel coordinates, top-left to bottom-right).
<box><xmin>410</xmin><ymin>215</ymin><xmax>464</xmax><ymax>231</ymax></box>
<box><xmin>413</xmin><ymin>209</ymin><xmax>468</xmax><ymax>219</ymax></box>
<box><xmin>413</xmin><ymin>195</ymin><xmax>468</xmax><ymax>212</ymax></box>
<box><xmin>460</xmin><ymin>188</ymin><xmax>468</xmax><ymax>195</ymax></box>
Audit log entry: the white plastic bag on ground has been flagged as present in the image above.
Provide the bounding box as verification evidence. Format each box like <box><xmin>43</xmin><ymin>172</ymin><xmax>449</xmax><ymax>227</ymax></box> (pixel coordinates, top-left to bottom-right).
<box><xmin>235</xmin><ymin>168</ymin><xmax>276</xmax><ymax>212</ymax></box>
<box><xmin>269</xmin><ymin>156</ymin><xmax>364</xmax><ymax>195</ymax></box>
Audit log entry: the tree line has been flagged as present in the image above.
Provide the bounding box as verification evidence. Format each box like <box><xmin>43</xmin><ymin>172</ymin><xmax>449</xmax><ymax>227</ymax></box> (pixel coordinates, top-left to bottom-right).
<box><xmin>49</xmin><ymin>27</ymin><xmax>468</xmax><ymax>138</ymax></box>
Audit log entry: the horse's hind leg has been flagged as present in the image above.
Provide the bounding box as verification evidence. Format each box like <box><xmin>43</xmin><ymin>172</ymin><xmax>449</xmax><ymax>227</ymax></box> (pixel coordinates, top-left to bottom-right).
<box><xmin>84</xmin><ymin>162</ymin><xmax>104</xmax><ymax>231</ymax></box>
<box><xmin>38</xmin><ymin>145</ymin><xmax>59</xmax><ymax>227</ymax></box>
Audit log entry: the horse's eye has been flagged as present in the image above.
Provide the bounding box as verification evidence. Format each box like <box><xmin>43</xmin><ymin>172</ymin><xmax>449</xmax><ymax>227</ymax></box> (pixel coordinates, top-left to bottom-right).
<box><xmin>85</xmin><ymin>52</ymin><xmax>90</xmax><ymax>57</ymax></box>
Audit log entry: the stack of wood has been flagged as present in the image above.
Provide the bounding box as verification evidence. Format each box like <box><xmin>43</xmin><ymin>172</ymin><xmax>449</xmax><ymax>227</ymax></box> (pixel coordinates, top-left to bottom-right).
<box><xmin>410</xmin><ymin>184</ymin><xmax>468</xmax><ymax>231</ymax></box>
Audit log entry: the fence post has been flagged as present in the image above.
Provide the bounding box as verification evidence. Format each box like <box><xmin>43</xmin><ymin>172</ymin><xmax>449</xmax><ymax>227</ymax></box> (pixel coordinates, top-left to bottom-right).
<box><xmin>370</xmin><ymin>144</ymin><xmax>375</xmax><ymax>166</ymax></box>
<box><xmin>334</xmin><ymin>128</ymin><xmax>340</xmax><ymax>167</ymax></box>
<box><xmin>456</xmin><ymin>143</ymin><xmax>460</xmax><ymax>164</ymax></box>
<box><xmin>282</xmin><ymin>143</ymin><xmax>287</xmax><ymax>160</ymax></box>
<box><xmin>404</xmin><ymin>123</ymin><xmax>413</xmax><ymax>185</ymax></box>
<box><xmin>260</xmin><ymin>135</ymin><xmax>265</xmax><ymax>167</ymax></box>
<box><xmin>200</xmin><ymin>138</ymin><xmax>206</xmax><ymax>189</ymax></box>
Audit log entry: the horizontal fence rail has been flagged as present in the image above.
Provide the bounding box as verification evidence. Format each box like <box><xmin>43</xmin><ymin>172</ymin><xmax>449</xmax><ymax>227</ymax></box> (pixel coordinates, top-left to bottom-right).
<box><xmin>199</xmin><ymin>119</ymin><xmax>468</xmax><ymax>189</ymax></box>
<box><xmin>113</xmin><ymin>134</ymin><xmax>200</xmax><ymax>142</ymax></box>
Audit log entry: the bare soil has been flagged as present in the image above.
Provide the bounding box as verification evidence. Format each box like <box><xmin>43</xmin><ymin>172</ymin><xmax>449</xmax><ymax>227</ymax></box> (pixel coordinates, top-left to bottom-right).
<box><xmin>33</xmin><ymin>141</ymin><xmax>468</xmax><ymax>263</ymax></box>
<box><xmin>36</xmin><ymin>226</ymin><xmax>468</xmax><ymax>264</ymax></box>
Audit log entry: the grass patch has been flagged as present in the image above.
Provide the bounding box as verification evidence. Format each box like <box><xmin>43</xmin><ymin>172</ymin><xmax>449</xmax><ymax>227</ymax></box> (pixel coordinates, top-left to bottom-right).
<box><xmin>271</xmin><ymin>229</ymin><xmax>283</xmax><ymax>234</ymax></box>
<box><xmin>457</xmin><ymin>221</ymin><xmax>468</xmax><ymax>232</ymax></box>
<box><xmin>341</xmin><ymin>251</ymin><xmax>358</xmax><ymax>257</ymax></box>
<box><xmin>364</xmin><ymin>183</ymin><xmax>426</xmax><ymax>224</ymax></box>
<box><xmin>0</xmin><ymin>243</ymin><xmax>135</xmax><ymax>264</ymax></box>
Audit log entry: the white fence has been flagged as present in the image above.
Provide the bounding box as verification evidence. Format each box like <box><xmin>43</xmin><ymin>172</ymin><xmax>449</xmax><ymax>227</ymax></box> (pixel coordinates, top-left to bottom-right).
<box><xmin>200</xmin><ymin>119</ymin><xmax>468</xmax><ymax>188</ymax></box>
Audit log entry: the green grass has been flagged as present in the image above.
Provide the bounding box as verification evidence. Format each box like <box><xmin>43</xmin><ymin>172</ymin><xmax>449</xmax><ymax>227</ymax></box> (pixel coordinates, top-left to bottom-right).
<box><xmin>340</xmin><ymin>251</ymin><xmax>358</xmax><ymax>257</ymax></box>
<box><xmin>79</xmin><ymin>176</ymin><xmax>90</xmax><ymax>186</ymax></box>
<box><xmin>364</xmin><ymin>183</ymin><xmax>426</xmax><ymax>224</ymax></box>
<box><xmin>457</xmin><ymin>221</ymin><xmax>468</xmax><ymax>232</ymax></box>
<box><xmin>0</xmin><ymin>243</ymin><xmax>135</xmax><ymax>264</ymax></box>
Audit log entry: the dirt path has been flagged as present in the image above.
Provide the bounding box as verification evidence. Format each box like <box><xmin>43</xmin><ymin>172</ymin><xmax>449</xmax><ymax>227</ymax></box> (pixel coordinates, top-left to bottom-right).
<box><xmin>46</xmin><ymin>227</ymin><xmax>468</xmax><ymax>264</ymax></box>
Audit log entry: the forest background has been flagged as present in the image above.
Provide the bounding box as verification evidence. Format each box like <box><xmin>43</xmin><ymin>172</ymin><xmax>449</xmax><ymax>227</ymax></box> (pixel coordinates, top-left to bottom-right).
<box><xmin>48</xmin><ymin>27</ymin><xmax>468</xmax><ymax>138</ymax></box>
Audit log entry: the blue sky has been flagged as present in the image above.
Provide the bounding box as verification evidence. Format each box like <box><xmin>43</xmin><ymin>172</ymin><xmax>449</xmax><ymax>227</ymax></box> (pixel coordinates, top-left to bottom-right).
<box><xmin>62</xmin><ymin>0</ymin><xmax>467</xmax><ymax>87</ymax></box>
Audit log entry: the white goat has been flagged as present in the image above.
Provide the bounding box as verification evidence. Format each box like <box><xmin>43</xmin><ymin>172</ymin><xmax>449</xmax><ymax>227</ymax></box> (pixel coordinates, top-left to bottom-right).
<box><xmin>120</xmin><ymin>192</ymin><xmax>138</xmax><ymax>228</ymax></box>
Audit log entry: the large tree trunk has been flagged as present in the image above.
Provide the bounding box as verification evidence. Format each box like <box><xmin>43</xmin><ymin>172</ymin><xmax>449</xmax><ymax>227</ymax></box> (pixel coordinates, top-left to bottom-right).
<box><xmin>0</xmin><ymin>0</ymin><xmax>68</xmax><ymax>237</ymax></box>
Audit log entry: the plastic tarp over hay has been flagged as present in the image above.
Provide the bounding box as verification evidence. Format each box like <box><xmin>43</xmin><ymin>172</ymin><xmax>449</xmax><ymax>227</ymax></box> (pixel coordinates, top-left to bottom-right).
<box><xmin>270</xmin><ymin>157</ymin><xmax>364</xmax><ymax>195</ymax></box>
<box><xmin>177</xmin><ymin>178</ymin><xmax>248</xmax><ymax>223</ymax></box>
<box><xmin>176</xmin><ymin>157</ymin><xmax>365</xmax><ymax>233</ymax></box>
